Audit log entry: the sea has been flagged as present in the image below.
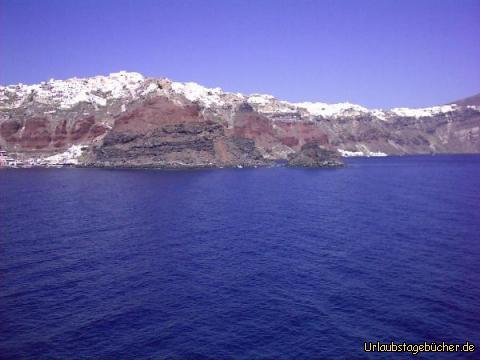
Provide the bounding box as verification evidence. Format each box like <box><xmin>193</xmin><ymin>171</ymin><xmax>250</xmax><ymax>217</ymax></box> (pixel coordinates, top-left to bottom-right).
<box><xmin>1</xmin><ymin>155</ymin><xmax>479</xmax><ymax>359</ymax></box>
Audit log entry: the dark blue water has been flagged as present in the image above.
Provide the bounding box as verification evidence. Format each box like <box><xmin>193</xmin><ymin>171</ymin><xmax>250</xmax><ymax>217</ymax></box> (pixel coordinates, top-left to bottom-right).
<box><xmin>1</xmin><ymin>156</ymin><xmax>479</xmax><ymax>359</ymax></box>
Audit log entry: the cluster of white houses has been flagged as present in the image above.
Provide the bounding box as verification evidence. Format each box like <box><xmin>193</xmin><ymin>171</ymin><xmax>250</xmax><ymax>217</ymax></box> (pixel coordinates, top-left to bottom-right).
<box><xmin>0</xmin><ymin>150</ymin><xmax>23</xmax><ymax>167</ymax></box>
<box><xmin>0</xmin><ymin>150</ymin><xmax>63</xmax><ymax>168</ymax></box>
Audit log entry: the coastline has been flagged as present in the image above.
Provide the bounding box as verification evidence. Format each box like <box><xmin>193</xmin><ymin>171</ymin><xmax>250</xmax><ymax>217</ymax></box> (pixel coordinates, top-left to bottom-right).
<box><xmin>1</xmin><ymin>153</ymin><xmax>479</xmax><ymax>171</ymax></box>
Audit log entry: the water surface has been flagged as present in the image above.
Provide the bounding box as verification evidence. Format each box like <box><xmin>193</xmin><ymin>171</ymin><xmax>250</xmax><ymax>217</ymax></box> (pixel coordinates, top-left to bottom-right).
<box><xmin>1</xmin><ymin>156</ymin><xmax>479</xmax><ymax>359</ymax></box>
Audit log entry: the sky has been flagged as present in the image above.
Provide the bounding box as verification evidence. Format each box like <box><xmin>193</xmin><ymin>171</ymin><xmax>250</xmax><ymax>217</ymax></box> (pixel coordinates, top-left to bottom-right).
<box><xmin>0</xmin><ymin>0</ymin><xmax>479</xmax><ymax>109</ymax></box>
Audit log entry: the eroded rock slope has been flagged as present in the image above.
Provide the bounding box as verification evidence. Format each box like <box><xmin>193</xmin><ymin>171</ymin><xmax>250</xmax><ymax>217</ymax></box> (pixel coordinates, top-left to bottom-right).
<box><xmin>1</xmin><ymin>72</ymin><xmax>478</xmax><ymax>168</ymax></box>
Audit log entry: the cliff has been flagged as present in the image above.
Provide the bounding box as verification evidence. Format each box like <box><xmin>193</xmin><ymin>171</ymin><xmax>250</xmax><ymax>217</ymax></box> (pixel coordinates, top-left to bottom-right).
<box><xmin>1</xmin><ymin>71</ymin><xmax>479</xmax><ymax>168</ymax></box>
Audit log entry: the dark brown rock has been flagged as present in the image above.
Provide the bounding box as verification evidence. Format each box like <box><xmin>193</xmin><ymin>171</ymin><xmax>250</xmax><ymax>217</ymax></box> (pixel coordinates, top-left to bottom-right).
<box><xmin>287</xmin><ymin>142</ymin><xmax>343</xmax><ymax>168</ymax></box>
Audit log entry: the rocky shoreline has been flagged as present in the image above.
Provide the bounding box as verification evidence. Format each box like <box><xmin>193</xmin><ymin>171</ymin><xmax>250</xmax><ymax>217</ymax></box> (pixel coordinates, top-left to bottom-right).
<box><xmin>1</xmin><ymin>72</ymin><xmax>479</xmax><ymax>169</ymax></box>
<box><xmin>4</xmin><ymin>152</ymin><xmax>480</xmax><ymax>170</ymax></box>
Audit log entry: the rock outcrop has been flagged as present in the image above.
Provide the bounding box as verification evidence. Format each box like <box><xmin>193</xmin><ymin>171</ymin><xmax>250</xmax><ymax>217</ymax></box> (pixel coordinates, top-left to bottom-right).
<box><xmin>287</xmin><ymin>143</ymin><xmax>343</xmax><ymax>168</ymax></box>
<box><xmin>0</xmin><ymin>71</ymin><xmax>479</xmax><ymax>168</ymax></box>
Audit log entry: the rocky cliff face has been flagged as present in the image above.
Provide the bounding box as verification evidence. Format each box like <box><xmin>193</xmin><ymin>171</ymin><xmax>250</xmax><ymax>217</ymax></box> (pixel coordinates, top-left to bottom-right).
<box><xmin>0</xmin><ymin>71</ymin><xmax>479</xmax><ymax>168</ymax></box>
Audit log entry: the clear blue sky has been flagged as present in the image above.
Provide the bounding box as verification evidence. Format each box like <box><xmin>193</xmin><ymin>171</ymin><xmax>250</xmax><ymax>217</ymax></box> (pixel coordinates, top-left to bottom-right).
<box><xmin>1</xmin><ymin>0</ymin><xmax>479</xmax><ymax>108</ymax></box>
